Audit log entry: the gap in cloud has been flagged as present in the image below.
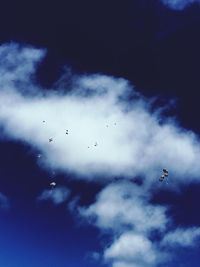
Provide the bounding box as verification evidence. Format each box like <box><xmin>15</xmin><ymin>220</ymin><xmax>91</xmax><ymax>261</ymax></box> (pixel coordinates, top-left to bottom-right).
<box><xmin>35</xmin><ymin>49</ymin><xmax>76</xmax><ymax>89</ymax></box>
<box><xmin>150</xmin><ymin>183</ymin><xmax>200</xmax><ymax>227</ymax></box>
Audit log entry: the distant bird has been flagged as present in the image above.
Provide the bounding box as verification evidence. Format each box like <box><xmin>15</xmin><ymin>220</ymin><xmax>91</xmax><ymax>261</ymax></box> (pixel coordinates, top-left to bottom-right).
<box><xmin>66</xmin><ymin>130</ymin><xmax>68</xmax><ymax>135</ymax></box>
<box><xmin>43</xmin><ymin>120</ymin><xmax>45</xmax><ymax>123</ymax></box>
<box><xmin>49</xmin><ymin>138</ymin><xmax>53</xmax><ymax>142</ymax></box>
<box><xmin>94</xmin><ymin>142</ymin><xmax>98</xmax><ymax>147</ymax></box>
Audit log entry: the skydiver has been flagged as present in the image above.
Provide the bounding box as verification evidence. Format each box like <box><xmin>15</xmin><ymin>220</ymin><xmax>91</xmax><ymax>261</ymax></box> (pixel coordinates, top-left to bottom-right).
<box><xmin>159</xmin><ymin>174</ymin><xmax>165</xmax><ymax>182</ymax></box>
<box><xmin>163</xmin><ymin>169</ymin><xmax>168</xmax><ymax>176</ymax></box>
<box><xmin>159</xmin><ymin>169</ymin><xmax>169</xmax><ymax>182</ymax></box>
<box><xmin>50</xmin><ymin>182</ymin><xmax>56</xmax><ymax>187</ymax></box>
<box><xmin>50</xmin><ymin>182</ymin><xmax>56</xmax><ymax>191</ymax></box>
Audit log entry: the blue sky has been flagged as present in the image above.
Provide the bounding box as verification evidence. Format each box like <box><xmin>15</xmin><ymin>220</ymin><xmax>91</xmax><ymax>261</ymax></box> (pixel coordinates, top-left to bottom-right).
<box><xmin>0</xmin><ymin>1</ymin><xmax>200</xmax><ymax>267</ymax></box>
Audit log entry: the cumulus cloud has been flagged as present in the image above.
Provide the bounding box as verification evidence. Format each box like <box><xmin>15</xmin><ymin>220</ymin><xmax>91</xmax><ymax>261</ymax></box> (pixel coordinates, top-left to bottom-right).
<box><xmin>80</xmin><ymin>181</ymin><xmax>200</xmax><ymax>267</ymax></box>
<box><xmin>80</xmin><ymin>182</ymin><xmax>168</xmax><ymax>233</ymax></box>
<box><xmin>161</xmin><ymin>0</ymin><xmax>200</xmax><ymax>10</ymax></box>
<box><xmin>0</xmin><ymin>43</ymin><xmax>200</xmax><ymax>187</ymax></box>
<box><xmin>38</xmin><ymin>186</ymin><xmax>70</xmax><ymax>205</ymax></box>
<box><xmin>104</xmin><ymin>232</ymin><xmax>158</xmax><ymax>267</ymax></box>
<box><xmin>0</xmin><ymin>192</ymin><xmax>10</xmax><ymax>210</ymax></box>
<box><xmin>80</xmin><ymin>182</ymin><xmax>167</xmax><ymax>267</ymax></box>
<box><xmin>0</xmin><ymin>42</ymin><xmax>200</xmax><ymax>267</ymax></box>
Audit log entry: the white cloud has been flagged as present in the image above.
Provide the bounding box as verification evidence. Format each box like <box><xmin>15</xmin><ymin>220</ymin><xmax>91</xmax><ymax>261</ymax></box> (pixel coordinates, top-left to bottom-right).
<box><xmin>38</xmin><ymin>186</ymin><xmax>70</xmax><ymax>205</ymax></box>
<box><xmin>80</xmin><ymin>182</ymin><xmax>168</xmax><ymax>233</ymax></box>
<box><xmin>80</xmin><ymin>182</ymin><xmax>200</xmax><ymax>267</ymax></box>
<box><xmin>104</xmin><ymin>232</ymin><xmax>157</xmax><ymax>267</ymax></box>
<box><xmin>80</xmin><ymin>182</ymin><xmax>167</xmax><ymax>267</ymax></box>
<box><xmin>0</xmin><ymin>43</ymin><xmax>200</xmax><ymax>267</ymax></box>
<box><xmin>0</xmin><ymin>43</ymin><xmax>200</xmax><ymax>186</ymax></box>
<box><xmin>0</xmin><ymin>192</ymin><xmax>10</xmax><ymax>210</ymax></box>
<box><xmin>161</xmin><ymin>0</ymin><xmax>200</xmax><ymax>10</ymax></box>
<box><xmin>162</xmin><ymin>227</ymin><xmax>200</xmax><ymax>247</ymax></box>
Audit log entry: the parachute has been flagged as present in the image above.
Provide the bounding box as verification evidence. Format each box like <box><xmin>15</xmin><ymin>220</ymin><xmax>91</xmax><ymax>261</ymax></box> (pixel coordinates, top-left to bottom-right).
<box><xmin>50</xmin><ymin>182</ymin><xmax>56</xmax><ymax>188</ymax></box>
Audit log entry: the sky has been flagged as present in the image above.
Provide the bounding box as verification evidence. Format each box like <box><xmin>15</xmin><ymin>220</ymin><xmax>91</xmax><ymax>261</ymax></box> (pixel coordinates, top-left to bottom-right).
<box><xmin>0</xmin><ymin>1</ymin><xmax>200</xmax><ymax>267</ymax></box>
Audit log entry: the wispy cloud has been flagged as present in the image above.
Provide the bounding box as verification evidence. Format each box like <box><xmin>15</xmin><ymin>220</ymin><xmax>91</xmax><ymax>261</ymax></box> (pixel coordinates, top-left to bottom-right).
<box><xmin>162</xmin><ymin>227</ymin><xmax>200</xmax><ymax>247</ymax></box>
<box><xmin>161</xmin><ymin>0</ymin><xmax>200</xmax><ymax>10</ymax></box>
<box><xmin>0</xmin><ymin>192</ymin><xmax>10</xmax><ymax>210</ymax></box>
<box><xmin>38</xmin><ymin>186</ymin><xmax>70</xmax><ymax>205</ymax></box>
